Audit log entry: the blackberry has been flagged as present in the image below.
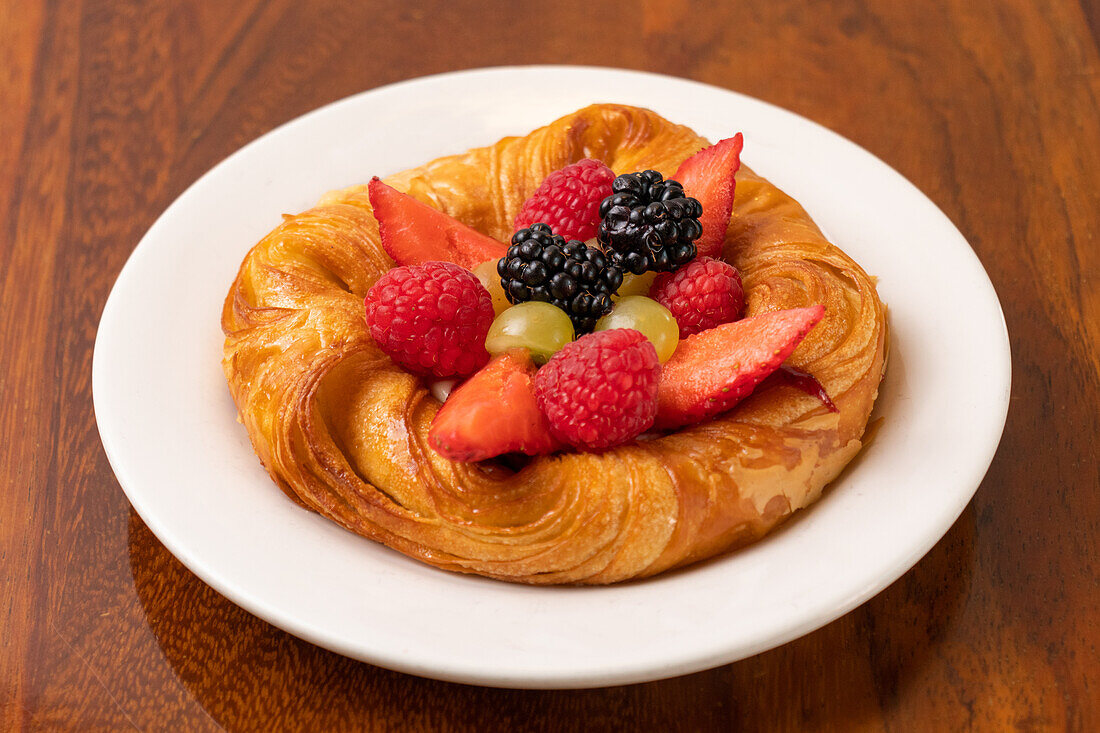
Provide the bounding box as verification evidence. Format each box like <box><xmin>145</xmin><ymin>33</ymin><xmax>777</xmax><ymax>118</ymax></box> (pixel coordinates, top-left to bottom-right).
<box><xmin>596</xmin><ymin>170</ymin><xmax>703</xmax><ymax>275</ymax></box>
<box><xmin>497</xmin><ymin>223</ymin><xmax>623</xmax><ymax>333</ymax></box>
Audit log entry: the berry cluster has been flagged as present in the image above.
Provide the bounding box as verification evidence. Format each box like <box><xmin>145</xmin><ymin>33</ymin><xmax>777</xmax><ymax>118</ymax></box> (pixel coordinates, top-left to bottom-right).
<box><xmin>365</xmin><ymin>140</ymin><xmax>834</xmax><ymax>462</ymax></box>
<box><xmin>597</xmin><ymin>170</ymin><xmax>703</xmax><ymax>275</ymax></box>
<box><xmin>497</xmin><ymin>223</ymin><xmax>622</xmax><ymax>333</ymax></box>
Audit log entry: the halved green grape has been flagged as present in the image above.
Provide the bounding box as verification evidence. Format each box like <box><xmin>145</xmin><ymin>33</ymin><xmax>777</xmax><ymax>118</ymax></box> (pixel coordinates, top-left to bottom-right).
<box><xmin>613</xmin><ymin>271</ymin><xmax>658</xmax><ymax>300</ymax></box>
<box><xmin>473</xmin><ymin>259</ymin><xmax>511</xmax><ymax>316</ymax></box>
<box><xmin>595</xmin><ymin>295</ymin><xmax>679</xmax><ymax>362</ymax></box>
<box><xmin>485</xmin><ymin>301</ymin><xmax>575</xmax><ymax>364</ymax></box>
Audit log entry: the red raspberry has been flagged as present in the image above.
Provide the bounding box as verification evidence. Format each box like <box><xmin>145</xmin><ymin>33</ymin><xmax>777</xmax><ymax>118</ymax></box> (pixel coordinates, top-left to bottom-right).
<box><xmin>514</xmin><ymin>159</ymin><xmax>615</xmax><ymax>241</ymax></box>
<box><xmin>365</xmin><ymin>262</ymin><xmax>493</xmax><ymax>378</ymax></box>
<box><xmin>534</xmin><ymin>329</ymin><xmax>660</xmax><ymax>450</ymax></box>
<box><xmin>649</xmin><ymin>257</ymin><xmax>744</xmax><ymax>337</ymax></box>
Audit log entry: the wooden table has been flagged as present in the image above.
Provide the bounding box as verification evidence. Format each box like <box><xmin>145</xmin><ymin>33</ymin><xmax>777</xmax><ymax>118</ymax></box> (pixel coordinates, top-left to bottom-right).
<box><xmin>3</xmin><ymin>1</ymin><xmax>1097</xmax><ymax>729</ymax></box>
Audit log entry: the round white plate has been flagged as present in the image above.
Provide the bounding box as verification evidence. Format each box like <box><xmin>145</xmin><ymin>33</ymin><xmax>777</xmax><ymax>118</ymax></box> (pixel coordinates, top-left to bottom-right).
<box><xmin>93</xmin><ymin>66</ymin><xmax>1010</xmax><ymax>689</ymax></box>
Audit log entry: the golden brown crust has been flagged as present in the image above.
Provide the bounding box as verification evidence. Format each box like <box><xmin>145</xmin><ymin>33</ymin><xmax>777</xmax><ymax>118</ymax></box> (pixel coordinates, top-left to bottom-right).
<box><xmin>221</xmin><ymin>104</ymin><xmax>887</xmax><ymax>584</ymax></box>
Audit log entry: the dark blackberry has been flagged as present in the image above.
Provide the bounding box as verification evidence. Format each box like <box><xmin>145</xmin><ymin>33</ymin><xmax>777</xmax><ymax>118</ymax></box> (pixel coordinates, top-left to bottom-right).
<box><xmin>497</xmin><ymin>223</ymin><xmax>623</xmax><ymax>333</ymax></box>
<box><xmin>596</xmin><ymin>170</ymin><xmax>703</xmax><ymax>275</ymax></box>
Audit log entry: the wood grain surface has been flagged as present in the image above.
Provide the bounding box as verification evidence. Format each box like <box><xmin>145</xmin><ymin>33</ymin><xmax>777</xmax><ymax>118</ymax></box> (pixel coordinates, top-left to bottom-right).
<box><xmin>2</xmin><ymin>0</ymin><xmax>1097</xmax><ymax>730</ymax></box>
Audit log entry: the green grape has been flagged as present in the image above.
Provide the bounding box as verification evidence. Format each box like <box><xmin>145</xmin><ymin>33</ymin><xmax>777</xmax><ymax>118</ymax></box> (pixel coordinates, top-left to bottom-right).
<box><xmin>613</xmin><ymin>271</ymin><xmax>658</xmax><ymax>300</ymax></box>
<box><xmin>595</xmin><ymin>295</ymin><xmax>679</xmax><ymax>362</ymax></box>
<box><xmin>472</xmin><ymin>259</ymin><xmax>512</xmax><ymax>316</ymax></box>
<box><xmin>485</xmin><ymin>302</ymin><xmax>575</xmax><ymax>364</ymax></box>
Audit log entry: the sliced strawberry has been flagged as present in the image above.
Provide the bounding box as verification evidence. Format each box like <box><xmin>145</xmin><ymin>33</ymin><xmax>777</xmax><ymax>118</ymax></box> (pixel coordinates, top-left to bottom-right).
<box><xmin>368</xmin><ymin>178</ymin><xmax>507</xmax><ymax>270</ymax></box>
<box><xmin>429</xmin><ymin>350</ymin><xmax>561</xmax><ymax>462</ymax></box>
<box><xmin>673</xmin><ymin>134</ymin><xmax>744</xmax><ymax>259</ymax></box>
<box><xmin>655</xmin><ymin>304</ymin><xmax>825</xmax><ymax>429</ymax></box>
<box><xmin>763</xmin><ymin>365</ymin><xmax>839</xmax><ymax>413</ymax></box>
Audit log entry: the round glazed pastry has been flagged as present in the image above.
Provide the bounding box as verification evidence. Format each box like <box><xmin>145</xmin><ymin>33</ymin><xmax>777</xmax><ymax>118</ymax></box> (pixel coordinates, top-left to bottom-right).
<box><xmin>221</xmin><ymin>104</ymin><xmax>887</xmax><ymax>585</ymax></box>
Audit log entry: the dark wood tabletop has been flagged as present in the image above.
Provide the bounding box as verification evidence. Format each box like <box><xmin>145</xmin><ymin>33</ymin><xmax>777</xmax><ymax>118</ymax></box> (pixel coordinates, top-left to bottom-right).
<box><xmin>3</xmin><ymin>1</ymin><xmax>1098</xmax><ymax>730</ymax></box>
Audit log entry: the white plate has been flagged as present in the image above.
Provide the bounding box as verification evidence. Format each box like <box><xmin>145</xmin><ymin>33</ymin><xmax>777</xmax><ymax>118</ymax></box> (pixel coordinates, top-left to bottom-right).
<box><xmin>93</xmin><ymin>66</ymin><xmax>1010</xmax><ymax>689</ymax></box>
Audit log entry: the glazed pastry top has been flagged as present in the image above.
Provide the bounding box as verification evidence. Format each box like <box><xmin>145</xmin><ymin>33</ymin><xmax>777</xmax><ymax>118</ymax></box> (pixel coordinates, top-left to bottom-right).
<box><xmin>221</xmin><ymin>104</ymin><xmax>887</xmax><ymax>584</ymax></box>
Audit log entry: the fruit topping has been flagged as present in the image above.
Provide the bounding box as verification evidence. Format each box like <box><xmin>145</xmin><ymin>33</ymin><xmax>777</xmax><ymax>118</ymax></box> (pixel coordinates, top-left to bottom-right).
<box><xmin>365</xmin><ymin>261</ymin><xmax>494</xmax><ymax>378</ymax></box>
<box><xmin>485</xmin><ymin>301</ymin><xmax>575</xmax><ymax>364</ymax></box>
<box><xmin>649</xmin><ymin>256</ymin><xmax>744</xmax><ymax>337</ymax></box>
<box><xmin>368</xmin><ymin>178</ymin><xmax>507</xmax><ymax>270</ymax></box>
<box><xmin>472</xmin><ymin>259</ymin><xmax>512</xmax><ymax>315</ymax></box>
<box><xmin>762</xmin><ymin>365</ymin><xmax>839</xmax><ymax>413</ymax></box>
<box><xmin>595</xmin><ymin>295</ymin><xmax>679</xmax><ymax>363</ymax></box>
<box><xmin>513</xmin><ymin>159</ymin><xmax>616</xmax><ymax>241</ymax></box>
<box><xmin>654</xmin><ymin>305</ymin><xmax>825</xmax><ymax>429</ymax></box>
<box><xmin>429</xmin><ymin>350</ymin><xmax>561</xmax><ymax>462</ymax></box>
<box><xmin>497</xmin><ymin>223</ymin><xmax>623</xmax><ymax>333</ymax></box>
<box><xmin>597</xmin><ymin>170</ymin><xmax>703</xmax><ymax>275</ymax></box>
<box><xmin>613</xmin><ymin>270</ymin><xmax>659</xmax><ymax>300</ymax></box>
<box><xmin>372</xmin><ymin>134</ymin><xmax>830</xmax><ymax>455</ymax></box>
<box><xmin>535</xmin><ymin>329</ymin><xmax>661</xmax><ymax>450</ymax></box>
<box><xmin>673</xmin><ymin>134</ymin><xmax>744</xmax><ymax>259</ymax></box>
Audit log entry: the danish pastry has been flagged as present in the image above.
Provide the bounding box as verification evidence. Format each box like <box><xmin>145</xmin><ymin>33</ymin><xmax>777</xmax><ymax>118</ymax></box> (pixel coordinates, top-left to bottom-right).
<box><xmin>221</xmin><ymin>104</ymin><xmax>887</xmax><ymax>584</ymax></box>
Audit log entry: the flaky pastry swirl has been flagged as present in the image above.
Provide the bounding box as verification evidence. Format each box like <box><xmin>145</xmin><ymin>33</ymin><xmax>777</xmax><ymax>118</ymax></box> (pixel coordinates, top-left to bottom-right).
<box><xmin>222</xmin><ymin>104</ymin><xmax>887</xmax><ymax>584</ymax></box>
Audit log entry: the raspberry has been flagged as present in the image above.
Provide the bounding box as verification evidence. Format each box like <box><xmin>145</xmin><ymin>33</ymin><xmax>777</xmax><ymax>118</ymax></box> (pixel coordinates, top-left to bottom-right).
<box><xmin>534</xmin><ymin>329</ymin><xmax>660</xmax><ymax>450</ymax></box>
<box><xmin>365</xmin><ymin>261</ymin><xmax>493</xmax><ymax>378</ymax></box>
<box><xmin>514</xmin><ymin>159</ymin><xmax>615</xmax><ymax>241</ymax></box>
<box><xmin>649</xmin><ymin>256</ymin><xmax>744</xmax><ymax>337</ymax></box>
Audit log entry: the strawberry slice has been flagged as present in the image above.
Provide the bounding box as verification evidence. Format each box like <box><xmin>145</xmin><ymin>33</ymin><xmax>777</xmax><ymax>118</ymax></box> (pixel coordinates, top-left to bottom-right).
<box><xmin>763</xmin><ymin>365</ymin><xmax>839</xmax><ymax>413</ymax></box>
<box><xmin>429</xmin><ymin>350</ymin><xmax>561</xmax><ymax>462</ymax></box>
<box><xmin>655</xmin><ymin>304</ymin><xmax>825</xmax><ymax>429</ymax></box>
<box><xmin>368</xmin><ymin>178</ymin><xmax>507</xmax><ymax>270</ymax></box>
<box><xmin>673</xmin><ymin>134</ymin><xmax>744</xmax><ymax>259</ymax></box>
